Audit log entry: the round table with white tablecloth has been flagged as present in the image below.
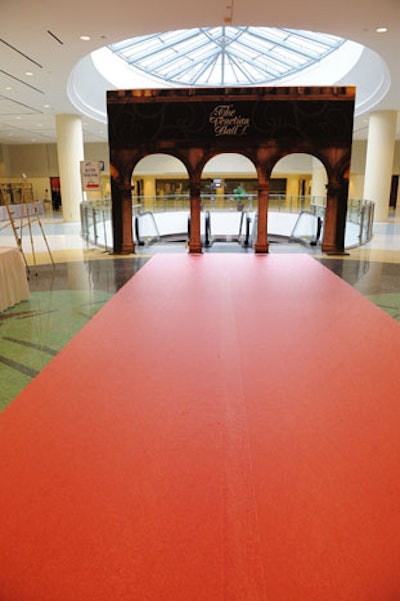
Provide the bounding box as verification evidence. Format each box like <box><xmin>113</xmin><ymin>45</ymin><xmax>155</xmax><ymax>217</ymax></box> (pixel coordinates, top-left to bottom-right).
<box><xmin>0</xmin><ymin>247</ymin><xmax>29</xmax><ymax>313</ymax></box>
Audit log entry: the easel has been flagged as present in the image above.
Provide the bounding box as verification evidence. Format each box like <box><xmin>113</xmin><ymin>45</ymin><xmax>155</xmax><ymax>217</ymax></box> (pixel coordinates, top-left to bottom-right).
<box><xmin>0</xmin><ymin>176</ymin><xmax>55</xmax><ymax>272</ymax></box>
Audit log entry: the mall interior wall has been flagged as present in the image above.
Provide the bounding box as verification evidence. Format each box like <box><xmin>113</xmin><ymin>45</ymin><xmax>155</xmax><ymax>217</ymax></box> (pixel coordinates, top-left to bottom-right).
<box><xmin>0</xmin><ymin>142</ymin><xmax>110</xmax><ymax>206</ymax></box>
<box><xmin>1</xmin><ymin>138</ymin><xmax>400</xmax><ymax>208</ymax></box>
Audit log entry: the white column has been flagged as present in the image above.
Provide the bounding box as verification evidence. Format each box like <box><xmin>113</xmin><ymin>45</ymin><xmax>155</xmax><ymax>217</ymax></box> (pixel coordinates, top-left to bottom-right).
<box><xmin>310</xmin><ymin>157</ymin><xmax>327</xmax><ymax>202</ymax></box>
<box><xmin>55</xmin><ymin>114</ymin><xmax>84</xmax><ymax>222</ymax></box>
<box><xmin>363</xmin><ymin>110</ymin><xmax>398</xmax><ymax>222</ymax></box>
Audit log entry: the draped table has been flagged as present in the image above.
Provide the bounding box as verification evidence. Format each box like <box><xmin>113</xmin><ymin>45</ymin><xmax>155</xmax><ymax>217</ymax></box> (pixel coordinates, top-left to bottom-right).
<box><xmin>0</xmin><ymin>247</ymin><xmax>29</xmax><ymax>312</ymax></box>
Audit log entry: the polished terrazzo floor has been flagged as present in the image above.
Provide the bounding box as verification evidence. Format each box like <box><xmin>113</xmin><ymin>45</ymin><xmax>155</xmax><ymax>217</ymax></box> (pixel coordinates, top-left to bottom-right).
<box><xmin>1</xmin><ymin>211</ymin><xmax>400</xmax><ymax>411</ymax></box>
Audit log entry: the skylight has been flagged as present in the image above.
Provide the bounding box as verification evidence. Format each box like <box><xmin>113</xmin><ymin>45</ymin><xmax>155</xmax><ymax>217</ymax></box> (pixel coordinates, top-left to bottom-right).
<box><xmin>69</xmin><ymin>26</ymin><xmax>389</xmax><ymax>123</ymax></box>
<box><xmin>108</xmin><ymin>26</ymin><xmax>346</xmax><ymax>86</ymax></box>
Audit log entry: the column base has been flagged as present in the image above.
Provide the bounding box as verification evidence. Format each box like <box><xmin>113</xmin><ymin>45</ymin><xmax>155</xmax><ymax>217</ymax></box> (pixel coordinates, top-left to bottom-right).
<box><xmin>189</xmin><ymin>242</ymin><xmax>203</xmax><ymax>254</ymax></box>
<box><xmin>120</xmin><ymin>242</ymin><xmax>135</xmax><ymax>254</ymax></box>
<box><xmin>322</xmin><ymin>242</ymin><xmax>346</xmax><ymax>255</ymax></box>
<box><xmin>254</xmin><ymin>242</ymin><xmax>269</xmax><ymax>253</ymax></box>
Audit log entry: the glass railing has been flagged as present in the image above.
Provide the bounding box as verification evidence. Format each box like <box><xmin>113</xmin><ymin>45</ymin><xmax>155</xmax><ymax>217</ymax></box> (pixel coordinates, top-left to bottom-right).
<box><xmin>347</xmin><ymin>198</ymin><xmax>375</xmax><ymax>246</ymax></box>
<box><xmin>129</xmin><ymin>193</ymin><xmax>316</xmax><ymax>214</ymax></box>
<box><xmin>80</xmin><ymin>198</ymin><xmax>112</xmax><ymax>250</ymax></box>
<box><xmin>80</xmin><ymin>195</ymin><xmax>375</xmax><ymax>251</ymax></box>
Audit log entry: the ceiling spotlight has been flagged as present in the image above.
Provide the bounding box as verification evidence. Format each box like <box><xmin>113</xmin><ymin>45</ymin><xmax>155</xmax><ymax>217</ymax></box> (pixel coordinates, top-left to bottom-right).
<box><xmin>376</xmin><ymin>27</ymin><xmax>388</xmax><ymax>33</ymax></box>
<box><xmin>25</xmin><ymin>71</ymin><xmax>33</xmax><ymax>76</ymax></box>
<box><xmin>80</xmin><ymin>35</ymin><xmax>91</xmax><ymax>41</ymax></box>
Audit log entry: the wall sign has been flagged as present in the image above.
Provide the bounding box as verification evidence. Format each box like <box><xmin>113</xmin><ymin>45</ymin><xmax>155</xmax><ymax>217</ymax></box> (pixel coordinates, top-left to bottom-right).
<box><xmin>80</xmin><ymin>161</ymin><xmax>101</xmax><ymax>191</ymax></box>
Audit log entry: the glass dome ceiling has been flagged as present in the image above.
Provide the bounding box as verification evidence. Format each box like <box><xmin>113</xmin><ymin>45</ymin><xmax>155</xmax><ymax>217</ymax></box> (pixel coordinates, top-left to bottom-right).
<box><xmin>70</xmin><ymin>25</ymin><xmax>389</xmax><ymax>125</ymax></box>
<box><xmin>108</xmin><ymin>26</ymin><xmax>346</xmax><ymax>87</ymax></box>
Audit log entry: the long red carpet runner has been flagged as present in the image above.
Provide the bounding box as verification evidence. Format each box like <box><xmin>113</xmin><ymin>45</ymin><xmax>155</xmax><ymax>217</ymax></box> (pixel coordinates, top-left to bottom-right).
<box><xmin>0</xmin><ymin>254</ymin><xmax>400</xmax><ymax>600</ymax></box>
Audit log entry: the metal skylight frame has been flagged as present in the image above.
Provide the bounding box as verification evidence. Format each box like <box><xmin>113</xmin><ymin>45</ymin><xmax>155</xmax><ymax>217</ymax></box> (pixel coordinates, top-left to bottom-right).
<box><xmin>108</xmin><ymin>26</ymin><xmax>346</xmax><ymax>87</ymax></box>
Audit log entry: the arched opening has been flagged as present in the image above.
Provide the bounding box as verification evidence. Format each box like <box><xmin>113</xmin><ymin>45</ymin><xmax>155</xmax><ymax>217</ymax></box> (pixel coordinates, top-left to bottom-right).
<box><xmin>270</xmin><ymin>153</ymin><xmax>327</xmax><ymax>247</ymax></box>
<box><xmin>201</xmin><ymin>153</ymin><xmax>257</xmax><ymax>248</ymax></box>
<box><xmin>133</xmin><ymin>153</ymin><xmax>191</xmax><ymax>245</ymax></box>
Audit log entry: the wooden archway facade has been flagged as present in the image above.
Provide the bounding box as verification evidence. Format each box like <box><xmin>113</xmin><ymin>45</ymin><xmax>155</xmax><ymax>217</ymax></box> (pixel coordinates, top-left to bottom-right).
<box><xmin>107</xmin><ymin>86</ymin><xmax>355</xmax><ymax>254</ymax></box>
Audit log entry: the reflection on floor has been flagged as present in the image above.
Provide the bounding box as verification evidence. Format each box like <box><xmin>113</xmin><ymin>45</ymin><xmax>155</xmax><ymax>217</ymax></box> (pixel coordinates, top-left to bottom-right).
<box><xmin>1</xmin><ymin>212</ymin><xmax>400</xmax><ymax>411</ymax></box>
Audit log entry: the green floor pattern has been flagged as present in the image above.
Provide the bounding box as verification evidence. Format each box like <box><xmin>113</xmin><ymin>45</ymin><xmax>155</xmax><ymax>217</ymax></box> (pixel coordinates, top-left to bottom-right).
<box><xmin>0</xmin><ymin>290</ymin><xmax>112</xmax><ymax>412</ymax></box>
<box><xmin>365</xmin><ymin>293</ymin><xmax>400</xmax><ymax>322</ymax></box>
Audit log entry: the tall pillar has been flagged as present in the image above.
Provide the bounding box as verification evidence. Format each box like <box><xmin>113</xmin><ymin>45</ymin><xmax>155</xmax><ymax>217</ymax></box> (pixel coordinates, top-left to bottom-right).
<box><xmin>189</xmin><ymin>181</ymin><xmax>202</xmax><ymax>253</ymax></box>
<box><xmin>55</xmin><ymin>114</ymin><xmax>85</xmax><ymax>222</ymax></box>
<box><xmin>311</xmin><ymin>157</ymin><xmax>327</xmax><ymax>202</ymax></box>
<box><xmin>143</xmin><ymin>176</ymin><xmax>156</xmax><ymax>212</ymax></box>
<box><xmin>254</xmin><ymin>180</ymin><xmax>269</xmax><ymax>253</ymax></box>
<box><xmin>363</xmin><ymin>111</ymin><xmax>397</xmax><ymax>222</ymax></box>
<box><xmin>322</xmin><ymin>178</ymin><xmax>348</xmax><ymax>254</ymax></box>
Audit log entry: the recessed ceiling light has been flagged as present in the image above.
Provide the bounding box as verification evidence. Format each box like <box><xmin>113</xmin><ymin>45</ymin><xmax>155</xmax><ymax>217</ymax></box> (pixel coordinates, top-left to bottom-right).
<box><xmin>80</xmin><ymin>35</ymin><xmax>91</xmax><ymax>41</ymax></box>
<box><xmin>376</xmin><ymin>27</ymin><xmax>388</xmax><ymax>33</ymax></box>
<box><xmin>25</xmin><ymin>71</ymin><xmax>33</xmax><ymax>76</ymax></box>
<box><xmin>5</xmin><ymin>86</ymin><xmax>12</xmax><ymax>90</ymax></box>
<box><xmin>44</xmin><ymin>104</ymin><xmax>50</xmax><ymax>108</ymax></box>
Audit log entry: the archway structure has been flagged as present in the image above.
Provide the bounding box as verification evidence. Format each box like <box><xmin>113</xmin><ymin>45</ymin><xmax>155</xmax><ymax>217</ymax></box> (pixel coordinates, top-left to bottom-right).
<box><xmin>107</xmin><ymin>86</ymin><xmax>355</xmax><ymax>254</ymax></box>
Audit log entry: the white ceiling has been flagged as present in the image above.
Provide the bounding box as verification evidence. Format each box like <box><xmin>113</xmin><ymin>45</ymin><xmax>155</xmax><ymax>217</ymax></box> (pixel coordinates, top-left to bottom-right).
<box><xmin>1</xmin><ymin>0</ymin><xmax>399</xmax><ymax>145</ymax></box>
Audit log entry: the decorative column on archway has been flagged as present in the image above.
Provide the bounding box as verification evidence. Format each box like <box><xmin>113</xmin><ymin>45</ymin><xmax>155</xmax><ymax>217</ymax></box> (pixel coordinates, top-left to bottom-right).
<box><xmin>254</xmin><ymin>175</ymin><xmax>269</xmax><ymax>253</ymax></box>
<box><xmin>322</xmin><ymin>176</ymin><xmax>349</xmax><ymax>254</ymax></box>
<box><xmin>120</xmin><ymin>186</ymin><xmax>135</xmax><ymax>254</ymax></box>
<box><xmin>189</xmin><ymin>180</ymin><xmax>202</xmax><ymax>253</ymax></box>
<box><xmin>111</xmin><ymin>160</ymin><xmax>135</xmax><ymax>254</ymax></box>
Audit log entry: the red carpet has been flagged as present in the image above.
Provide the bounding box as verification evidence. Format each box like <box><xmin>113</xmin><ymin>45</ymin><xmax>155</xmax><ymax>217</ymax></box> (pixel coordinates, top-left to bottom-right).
<box><xmin>1</xmin><ymin>254</ymin><xmax>400</xmax><ymax>600</ymax></box>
